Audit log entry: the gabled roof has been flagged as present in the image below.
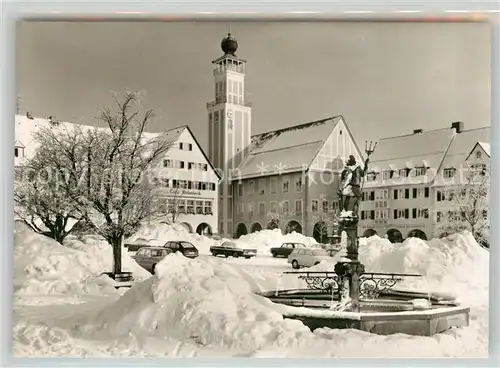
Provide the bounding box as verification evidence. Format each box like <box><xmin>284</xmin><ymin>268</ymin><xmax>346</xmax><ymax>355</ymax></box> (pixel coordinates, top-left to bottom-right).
<box><xmin>441</xmin><ymin>127</ymin><xmax>490</xmax><ymax>168</ymax></box>
<box><xmin>156</xmin><ymin>125</ymin><xmax>222</xmax><ymax>180</ymax></box>
<box><xmin>433</xmin><ymin>127</ymin><xmax>490</xmax><ymax>186</ymax></box>
<box><xmin>14</xmin><ymin>140</ymin><xmax>25</xmax><ymax>148</ymax></box>
<box><xmin>14</xmin><ymin>115</ymin><xmax>221</xmax><ymax>179</ymax></box>
<box><xmin>465</xmin><ymin>141</ymin><xmax>491</xmax><ymax>161</ymax></box>
<box><xmin>233</xmin><ymin>116</ymin><xmax>342</xmax><ymax>179</ymax></box>
<box><xmin>363</xmin><ymin>127</ymin><xmax>456</xmax><ymax>188</ymax></box>
<box><xmin>478</xmin><ymin>142</ymin><xmax>491</xmax><ymax>157</ymax></box>
<box><xmin>363</xmin><ymin>124</ymin><xmax>491</xmax><ymax>188</ymax></box>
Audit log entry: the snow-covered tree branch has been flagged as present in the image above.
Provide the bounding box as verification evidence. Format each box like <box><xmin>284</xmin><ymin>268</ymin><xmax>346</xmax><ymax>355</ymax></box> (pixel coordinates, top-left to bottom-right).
<box><xmin>14</xmin><ymin>127</ymin><xmax>83</xmax><ymax>244</ymax></box>
<box><xmin>436</xmin><ymin>167</ymin><xmax>490</xmax><ymax>247</ymax></box>
<box><xmin>27</xmin><ymin>91</ymin><xmax>174</xmax><ymax>274</ymax></box>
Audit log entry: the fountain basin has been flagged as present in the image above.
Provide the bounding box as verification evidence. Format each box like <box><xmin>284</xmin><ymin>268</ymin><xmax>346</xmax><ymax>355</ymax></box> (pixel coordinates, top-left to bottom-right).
<box><xmin>283</xmin><ymin>305</ymin><xmax>470</xmax><ymax>336</ymax></box>
<box><xmin>258</xmin><ymin>289</ymin><xmax>470</xmax><ymax>336</ymax></box>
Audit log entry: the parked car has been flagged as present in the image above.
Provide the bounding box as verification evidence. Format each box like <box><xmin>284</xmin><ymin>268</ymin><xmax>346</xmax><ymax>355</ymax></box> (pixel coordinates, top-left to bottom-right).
<box><xmin>124</xmin><ymin>237</ymin><xmax>153</xmax><ymax>252</ymax></box>
<box><xmin>287</xmin><ymin>248</ymin><xmax>331</xmax><ymax>269</ymax></box>
<box><xmin>210</xmin><ymin>241</ymin><xmax>257</xmax><ymax>259</ymax></box>
<box><xmin>132</xmin><ymin>246</ymin><xmax>173</xmax><ymax>274</ymax></box>
<box><xmin>163</xmin><ymin>241</ymin><xmax>199</xmax><ymax>258</ymax></box>
<box><xmin>270</xmin><ymin>242</ymin><xmax>305</xmax><ymax>258</ymax></box>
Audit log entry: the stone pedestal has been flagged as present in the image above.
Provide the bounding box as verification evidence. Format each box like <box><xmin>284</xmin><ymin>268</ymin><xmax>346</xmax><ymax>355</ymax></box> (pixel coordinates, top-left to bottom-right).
<box><xmin>338</xmin><ymin>215</ymin><xmax>359</xmax><ymax>261</ymax></box>
<box><xmin>334</xmin><ymin>261</ymin><xmax>365</xmax><ymax>312</ymax></box>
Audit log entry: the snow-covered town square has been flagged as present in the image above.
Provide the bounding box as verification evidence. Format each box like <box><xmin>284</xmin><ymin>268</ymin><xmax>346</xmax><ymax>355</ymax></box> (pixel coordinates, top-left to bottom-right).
<box><xmin>12</xmin><ymin>21</ymin><xmax>491</xmax><ymax>358</ymax></box>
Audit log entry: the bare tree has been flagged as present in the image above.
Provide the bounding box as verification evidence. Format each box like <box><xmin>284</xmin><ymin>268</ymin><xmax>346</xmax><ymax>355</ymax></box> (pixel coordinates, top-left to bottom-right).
<box><xmin>436</xmin><ymin>167</ymin><xmax>490</xmax><ymax>247</ymax></box>
<box><xmin>14</xmin><ymin>127</ymin><xmax>83</xmax><ymax>244</ymax></box>
<box><xmin>33</xmin><ymin>91</ymin><xmax>174</xmax><ymax>275</ymax></box>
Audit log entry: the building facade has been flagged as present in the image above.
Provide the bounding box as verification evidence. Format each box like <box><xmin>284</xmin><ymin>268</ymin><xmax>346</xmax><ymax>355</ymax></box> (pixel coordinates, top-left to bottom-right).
<box><xmin>148</xmin><ymin>125</ymin><xmax>220</xmax><ymax>234</ymax></box>
<box><xmin>205</xmin><ymin>33</ymin><xmax>364</xmax><ymax>241</ymax></box>
<box><xmin>359</xmin><ymin>122</ymin><xmax>490</xmax><ymax>242</ymax></box>
<box><xmin>230</xmin><ymin>117</ymin><xmax>364</xmax><ymax>242</ymax></box>
<box><xmin>14</xmin><ymin>115</ymin><xmax>220</xmax><ymax>235</ymax></box>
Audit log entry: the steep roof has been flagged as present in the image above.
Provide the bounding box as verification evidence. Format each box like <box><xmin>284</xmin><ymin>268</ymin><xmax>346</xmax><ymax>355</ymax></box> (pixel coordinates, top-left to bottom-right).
<box><xmin>433</xmin><ymin>127</ymin><xmax>490</xmax><ymax>186</ymax></box>
<box><xmin>15</xmin><ymin>114</ymin><xmax>101</xmax><ymax>160</ymax></box>
<box><xmin>441</xmin><ymin>127</ymin><xmax>490</xmax><ymax>169</ymax></box>
<box><xmin>14</xmin><ymin>115</ymin><xmax>220</xmax><ymax>178</ymax></box>
<box><xmin>478</xmin><ymin>142</ymin><xmax>491</xmax><ymax>157</ymax></box>
<box><xmin>233</xmin><ymin>116</ymin><xmax>342</xmax><ymax>179</ymax></box>
<box><xmin>364</xmin><ymin>125</ymin><xmax>490</xmax><ymax>188</ymax></box>
<box><xmin>363</xmin><ymin>127</ymin><xmax>456</xmax><ymax>188</ymax></box>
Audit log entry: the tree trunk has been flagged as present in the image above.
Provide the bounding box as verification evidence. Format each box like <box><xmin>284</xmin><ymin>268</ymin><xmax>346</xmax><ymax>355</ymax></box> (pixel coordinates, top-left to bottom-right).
<box><xmin>112</xmin><ymin>235</ymin><xmax>122</xmax><ymax>275</ymax></box>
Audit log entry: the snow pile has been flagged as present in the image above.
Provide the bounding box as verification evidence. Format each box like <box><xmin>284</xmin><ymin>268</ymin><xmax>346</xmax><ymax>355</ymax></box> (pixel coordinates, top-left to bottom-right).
<box><xmin>311</xmin><ymin>231</ymin><xmax>488</xmax><ymax>308</ymax></box>
<box><xmin>125</xmin><ymin>222</ymin><xmax>221</xmax><ymax>254</ymax></box>
<box><xmin>82</xmin><ymin>253</ymin><xmax>313</xmax><ymax>352</ymax></box>
<box><xmin>237</xmin><ymin>229</ymin><xmax>318</xmax><ymax>254</ymax></box>
<box><xmin>14</xmin><ymin>229</ymin><xmax>150</xmax><ymax>296</ymax></box>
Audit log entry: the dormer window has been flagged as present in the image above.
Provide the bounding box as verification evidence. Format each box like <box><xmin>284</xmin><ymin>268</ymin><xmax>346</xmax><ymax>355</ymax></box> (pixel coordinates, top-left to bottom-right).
<box><xmin>443</xmin><ymin>168</ymin><xmax>456</xmax><ymax>178</ymax></box>
<box><xmin>398</xmin><ymin>168</ymin><xmax>410</xmax><ymax>178</ymax></box>
<box><xmin>412</xmin><ymin>166</ymin><xmax>427</xmax><ymax>177</ymax></box>
<box><xmin>366</xmin><ymin>172</ymin><xmax>377</xmax><ymax>181</ymax></box>
<box><xmin>382</xmin><ymin>170</ymin><xmax>393</xmax><ymax>180</ymax></box>
<box><xmin>14</xmin><ymin>141</ymin><xmax>25</xmax><ymax>158</ymax></box>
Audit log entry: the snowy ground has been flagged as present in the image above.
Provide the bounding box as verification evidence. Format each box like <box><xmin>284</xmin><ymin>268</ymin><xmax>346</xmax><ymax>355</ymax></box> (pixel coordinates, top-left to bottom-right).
<box><xmin>12</xmin><ymin>224</ymin><xmax>489</xmax><ymax>358</ymax></box>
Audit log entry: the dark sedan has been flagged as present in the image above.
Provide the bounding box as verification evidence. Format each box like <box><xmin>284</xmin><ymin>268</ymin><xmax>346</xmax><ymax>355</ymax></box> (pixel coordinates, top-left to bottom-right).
<box><xmin>163</xmin><ymin>240</ymin><xmax>199</xmax><ymax>258</ymax></box>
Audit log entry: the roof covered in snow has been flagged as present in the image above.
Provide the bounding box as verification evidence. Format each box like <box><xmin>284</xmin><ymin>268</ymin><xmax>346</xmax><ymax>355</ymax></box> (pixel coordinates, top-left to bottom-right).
<box><xmin>364</xmin><ymin>125</ymin><xmax>490</xmax><ymax>188</ymax></box>
<box><xmin>234</xmin><ymin>116</ymin><xmax>342</xmax><ymax>178</ymax></box>
<box><xmin>478</xmin><ymin>142</ymin><xmax>491</xmax><ymax>157</ymax></box>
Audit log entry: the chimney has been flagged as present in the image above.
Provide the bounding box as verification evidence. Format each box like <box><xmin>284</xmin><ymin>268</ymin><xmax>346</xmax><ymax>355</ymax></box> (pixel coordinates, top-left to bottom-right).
<box><xmin>451</xmin><ymin>121</ymin><xmax>464</xmax><ymax>133</ymax></box>
<box><xmin>413</xmin><ymin>129</ymin><xmax>423</xmax><ymax>134</ymax></box>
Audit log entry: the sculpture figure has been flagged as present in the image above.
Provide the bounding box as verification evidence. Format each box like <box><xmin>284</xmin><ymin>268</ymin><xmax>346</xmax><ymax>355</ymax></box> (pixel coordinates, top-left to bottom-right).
<box><xmin>338</xmin><ymin>155</ymin><xmax>370</xmax><ymax>218</ymax></box>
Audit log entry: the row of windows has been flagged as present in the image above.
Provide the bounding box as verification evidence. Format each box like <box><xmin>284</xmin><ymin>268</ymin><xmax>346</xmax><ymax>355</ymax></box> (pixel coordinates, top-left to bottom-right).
<box><xmin>152</xmin><ymin>178</ymin><xmax>216</xmax><ymax>191</ymax></box>
<box><xmin>366</xmin><ymin>167</ymin><xmax>428</xmax><ymax>181</ymax></box>
<box><xmin>159</xmin><ymin>199</ymin><xmax>213</xmax><ymax>215</ymax></box>
<box><xmin>366</xmin><ymin>162</ymin><xmax>488</xmax><ymax>182</ymax></box>
<box><xmin>163</xmin><ymin>159</ymin><xmax>209</xmax><ymax>171</ymax></box>
<box><xmin>363</xmin><ymin>187</ymin><xmax>430</xmax><ymax>201</ymax></box>
<box><xmin>361</xmin><ymin>208</ymin><xmax>430</xmax><ymax>220</ymax></box>
<box><xmin>236</xmin><ymin>199</ymin><xmax>340</xmax><ymax>217</ymax></box>
<box><xmin>436</xmin><ymin>210</ymin><xmax>488</xmax><ymax>222</ymax></box>
<box><xmin>238</xmin><ymin>177</ymin><xmax>303</xmax><ymax>196</ymax></box>
<box><xmin>237</xmin><ymin>200</ymin><xmax>303</xmax><ymax>216</ymax></box>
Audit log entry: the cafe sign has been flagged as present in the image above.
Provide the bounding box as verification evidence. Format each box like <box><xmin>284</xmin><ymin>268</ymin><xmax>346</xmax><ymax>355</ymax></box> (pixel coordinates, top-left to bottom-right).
<box><xmin>168</xmin><ymin>188</ymin><xmax>202</xmax><ymax>196</ymax></box>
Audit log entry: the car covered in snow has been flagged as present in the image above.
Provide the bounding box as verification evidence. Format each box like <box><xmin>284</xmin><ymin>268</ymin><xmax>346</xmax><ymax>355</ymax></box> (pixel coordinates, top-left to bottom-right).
<box><xmin>132</xmin><ymin>246</ymin><xmax>173</xmax><ymax>274</ymax></box>
<box><xmin>124</xmin><ymin>237</ymin><xmax>153</xmax><ymax>252</ymax></box>
<box><xmin>162</xmin><ymin>241</ymin><xmax>199</xmax><ymax>259</ymax></box>
<box><xmin>270</xmin><ymin>242</ymin><xmax>306</xmax><ymax>258</ymax></box>
<box><xmin>210</xmin><ymin>241</ymin><xmax>257</xmax><ymax>259</ymax></box>
<box><xmin>287</xmin><ymin>248</ymin><xmax>331</xmax><ymax>269</ymax></box>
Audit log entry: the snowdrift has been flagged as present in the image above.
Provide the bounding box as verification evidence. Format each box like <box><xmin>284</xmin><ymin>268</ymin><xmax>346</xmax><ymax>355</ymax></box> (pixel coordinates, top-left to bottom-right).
<box><xmin>14</xmin><ymin>230</ymin><xmax>151</xmax><ymax>296</ymax></box>
<box><xmin>126</xmin><ymin>222</ymin><xmax>317</xmax><ymax>255</ymax></box>
<box><xmin>309</xmin><ymin>231</ymin><xmax>488</xmax><ymax>310</ymax></box>
<box><xmin>79</xmin><ymin>231</ymin><xmax>488</xmax><ymax>357</ymax></box>
<box><xmin>82</xmin><ymin>253</ymin><xmax>314</xmax><ymax>352</ymax></box>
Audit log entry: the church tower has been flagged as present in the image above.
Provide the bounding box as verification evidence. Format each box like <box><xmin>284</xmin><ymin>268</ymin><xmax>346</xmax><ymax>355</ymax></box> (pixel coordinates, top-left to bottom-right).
<box><xmin>207</xmin><ymin>33</ymin><xmax>252</xmax><ymax>237</ymax></box>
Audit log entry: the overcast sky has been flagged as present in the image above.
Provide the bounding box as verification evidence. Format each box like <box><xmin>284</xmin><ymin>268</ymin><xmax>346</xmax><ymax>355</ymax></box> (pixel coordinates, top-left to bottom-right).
<box><xmin>16</xmin><ymin>21</ymin><xmax>491</xmax><ymax>150</ymax></box>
